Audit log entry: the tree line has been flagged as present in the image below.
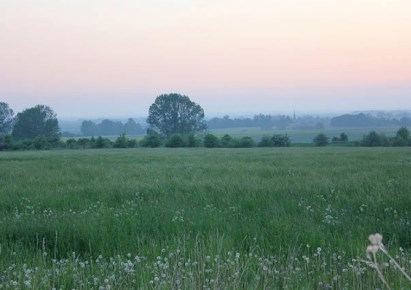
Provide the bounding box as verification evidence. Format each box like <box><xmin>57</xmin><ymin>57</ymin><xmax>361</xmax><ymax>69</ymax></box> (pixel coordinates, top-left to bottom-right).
<box><xmin>80</xmin><ymin>119</ymin><xmax>144</xmax><ymax>136</ymax></box>
<box><xmin>1</xmin><ymin>93</ymin><xmax>411</xmax><ymax>151</ymax></box>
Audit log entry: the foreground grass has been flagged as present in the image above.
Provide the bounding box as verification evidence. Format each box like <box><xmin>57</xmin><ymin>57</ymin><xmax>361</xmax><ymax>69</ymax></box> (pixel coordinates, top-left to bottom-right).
<box><xmin>1</xmin><ymin>148</ymin><xmax>411</xmax><ymax>289</ymax></box>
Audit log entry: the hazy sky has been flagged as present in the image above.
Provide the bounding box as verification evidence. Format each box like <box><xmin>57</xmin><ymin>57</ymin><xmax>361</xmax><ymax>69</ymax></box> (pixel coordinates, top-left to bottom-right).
<box><xmin>1</xmin><ymin>0</ymin><xmax>410</xmax><ymax>118</ymax></box>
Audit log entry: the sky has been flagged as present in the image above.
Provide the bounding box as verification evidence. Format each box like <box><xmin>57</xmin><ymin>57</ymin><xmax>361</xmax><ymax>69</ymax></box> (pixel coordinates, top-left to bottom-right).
<box><xmin>1</xmin><ymin>0</ymin><xmax>411</xmax><ymax>118</ymax></box>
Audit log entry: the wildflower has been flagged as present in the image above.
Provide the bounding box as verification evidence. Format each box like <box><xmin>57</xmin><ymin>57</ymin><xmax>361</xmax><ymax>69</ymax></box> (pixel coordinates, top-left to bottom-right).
<box><xmin>369</xmin><ymin>233</ymin><xmax>383</xmax><ymax>246</ymax></box>
<box><xmin>366</xmin><ymin>245</ymin><xmax>379</xmax><ymax>254</ymax></box>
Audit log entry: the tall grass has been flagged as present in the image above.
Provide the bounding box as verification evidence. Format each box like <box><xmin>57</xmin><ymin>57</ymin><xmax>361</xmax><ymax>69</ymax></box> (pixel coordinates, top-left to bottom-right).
<box><xmin>1</xmin><ymin>147</ymin><xmax>411</xmax><ymax>288</ymax></box>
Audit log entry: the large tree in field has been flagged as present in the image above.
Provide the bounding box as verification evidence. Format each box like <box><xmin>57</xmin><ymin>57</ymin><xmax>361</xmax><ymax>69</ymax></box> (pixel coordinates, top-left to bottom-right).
<box><xmin>12</xmin><ymin>105</ymin><xmax>60</xmax><ymax>140</ymax></box>
<box><xmin>0</xmin><ymin>102</ymin><xmax>14</xmax><ymax>136</ymax></box>
<box><xmin>147</xmin><ymin>93</ymin><xmax>207</xmax><ymax>137</ymax></box>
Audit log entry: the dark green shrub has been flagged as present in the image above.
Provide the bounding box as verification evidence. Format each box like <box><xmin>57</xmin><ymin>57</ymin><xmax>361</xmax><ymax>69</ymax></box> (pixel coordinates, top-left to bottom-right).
<box><xmin>33</xmin><ymin>135</ymin><xmax>50</xmax><ymax>150</ymax></box>
<box><xmin>165</xmin><ymin>134</ymin><xmax>185</xmax><ymax>148</ymax></box>
<box><xmin>220</xmin><ymin>134</ymin><xmax>235</xmax><ymax>148</ymax></box>
<box><xmin>114</xmin><ymin>134</ymin><xmax>128</xmax><ymax>148</ymax></box>
<box><xmin>140</xmin><ymin>135</ymin><xmax>162</xmax><ymax>148</ymax></box>
<box><xmin>237</xmin><ymin>136</ymin><xmax>255</xmax><ymax>148</ymax></box>
<box><xmin>185</xmin><ymin>133</ymin><xmax>199</xmax><ymax>147</ymax></box>
<box><xmin>271</xmin><ymin>134</ymin><xmax>291</xmax><ymax>147</ymax></box>
<box><xmin>203</xmin><ymin>134</ymin><xmax>219</xmax><ymax>148</ymax></box>
<box><xmin>313</xmin><ymin>133</ymin><xmax>329</xmax><ymax>146</ymax></box>
<box><xmin>258</xmin><ymin>135</ymin><xmax>273</xmax><ymax>147</ymax></box>
<box><xmin>361</xmin><ymin>131</ymin><xmax>387</xmax><ymax>147</ymax></box>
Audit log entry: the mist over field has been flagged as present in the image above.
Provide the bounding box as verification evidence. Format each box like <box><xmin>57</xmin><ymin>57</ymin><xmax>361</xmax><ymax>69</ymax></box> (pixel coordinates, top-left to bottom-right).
<box><xmin>2</xmin><ymin>1</ymin><xmax>411</xmax><ymax>289</ymax></box>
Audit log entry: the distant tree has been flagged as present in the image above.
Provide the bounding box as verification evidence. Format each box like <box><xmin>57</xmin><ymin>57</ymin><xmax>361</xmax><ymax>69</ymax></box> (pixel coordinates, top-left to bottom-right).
<box><xmin>396</xmin><ymin>127</ymin><xmax>409</xmax><ymax>140</ymax></box>
<box><xmin>81</xmin><ymin>120</ymin><xmax>99</xmax><ymax>136</ymax></box>
<box><xmin>361</xmin><ymin>131</ymin><xmax>387</xmax><ymax>147</ymax></box>
<box><xmin>400</xmin><ymin>117</ymin><xmax>411</xmax><ymax>127</ymax></box>
<box><xmin>393</xmin><ymin>127</ymin><xmax>410</xmax><ymax>146</ymax></box>
<box><xmin>124</xmin><ymin>118</ymin><xmax>143</xmax><ymax>135</ymax></box>
<box><xmin>339</xmin><ymin>132</ymin><xmax>348</xmax><ymax>142</ymax></box>
<box><xmin>147</xmin><ymin>93</ymin><xmax>207</xmax><ymax>137</ymax></box>
<box><xmin>203</xmin><ymin>134</ymin><xmax>219</xmax><ymax>148</ymax></box>
<box><xmin>0</xmin><ymin>102</ymin><xmax>14</xmax><ymax>136</ymax></box>
<box><xmin>99</xmin><ymin>119</ymin><xmax>124</xmax><ymax>136</ymax></box>
<box><xmin>12</xmin><ymin>105</ymin><xmax>59</xmax><ymax>140</ymax></box>
<box><xmin>313</xmin><ymin>133</ymin><xmax>329</xmax><ymax>146</ymax></box>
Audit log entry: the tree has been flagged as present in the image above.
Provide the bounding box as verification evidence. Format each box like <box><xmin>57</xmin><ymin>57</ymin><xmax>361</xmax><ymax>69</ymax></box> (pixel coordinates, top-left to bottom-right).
<box><xmin>12</xmin><ymin>105</ymin><xmax>60</xmax><ymax>140</ymax></box>
<box><xmin>81</xmin><ymin>120</ymin><xmax>99</xmax><ymax>136</ymax></box>
<box><xmin>0</xmin><ymin>102</ymin><xmax>14</xmax><ymax>136</ymax></box>
<box><xmin>361</xmin><ymin>131</ymin><xmax>387</xmax><ymax>147</ymax></box>
<box><xmin>339</xmin><ymin>132</ymin><xmax>348</xmax><ymax>142</ymax></box>
<box><xmin>393</xmin><ymin>127</ymin><xmax>410</xmax><ymax>146</ymax></box>
<box><xmin>147</xmin><ymin>93</ymin><xmax>207</xmax><ymax>137</ymax></box>
<box><xmin>124</xmin><ymin>118</ymin><xmax>143</xmax><ymax>135</ymax></box>
<box><xmin>313</xmin><ymin>133</ymin><xmax>329</xmax><ymax>146</ymax></box>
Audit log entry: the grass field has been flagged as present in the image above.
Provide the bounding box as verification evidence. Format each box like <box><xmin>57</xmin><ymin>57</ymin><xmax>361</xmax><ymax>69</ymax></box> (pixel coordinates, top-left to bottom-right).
<box><xmin>1</xmin><ymin>148</ymin><xmax>411</xmax><ymax>289</ymax></box>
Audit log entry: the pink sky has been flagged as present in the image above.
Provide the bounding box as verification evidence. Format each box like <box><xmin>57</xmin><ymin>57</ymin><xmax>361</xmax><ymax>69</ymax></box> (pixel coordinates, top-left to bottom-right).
<box><xmin>1</xmin><ymin>0</ymin><xmax>411</xmax><ymax>117</ymax></box>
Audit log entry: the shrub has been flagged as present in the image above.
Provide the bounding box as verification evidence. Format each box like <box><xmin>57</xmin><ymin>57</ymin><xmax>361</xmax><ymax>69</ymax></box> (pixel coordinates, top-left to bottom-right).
<box><xmin>94</xmin><ymin>136</ymin><xmax>112</xmax><ymax>149</ymax></box>
<box><xmin>185</xmin><ymin>133</ymin><xmax>199</xmax><ymax>147</ymax></box>
<box><xmin>271</xmin><ymin>134</ymin><xmax>291</xmax><ymax>147</ymax></box>
<box><xmin>392</xmin><ymin>127</ymin><xmax>409</xmax><ymax>147</ymax></box>
<box><xmin>313</xmin><ymin>133</ymin><xmax>329</xmax><ymax>146</ymax></box>
<box><xmin>140</xmin><ymin>135</ymin><xmax>162</xmax><ymax>148</ymax></box>
<box><xmin>114</xmin><ymin>134</ymin><xmax>128</xmax><ymax>148</ymax></box>
<box><xmin>237</xmin><ymin>136</ymin><xmax>255</xmax><ymax>148</ymax></box>
<box><xmin>220</xmin><ymin>134</ymin><xmax>235</xmax><ymax>148</ymax></box>
<box><xmin>203</xmin><ymin>134</ymin><xmax>219</xmax><ymax>148</ymax></box>
<box><xmin>258</xmin><ymin>135</ymin><xmax>273</xmax><ymax>147</ymax></box>
<box><xmin>33</xmin><ymin>135</ymin><xmax>50</xmax><ymax>150</ymax></box>
<box><xmin>165</xmin><ymin>134</ymin><xmax>185</xmax><ymax>148</ymax></box>
<box><xmin>361</xmin><ymin>131</ymin><xmax>388</xmax><ymax>147</ymax></box>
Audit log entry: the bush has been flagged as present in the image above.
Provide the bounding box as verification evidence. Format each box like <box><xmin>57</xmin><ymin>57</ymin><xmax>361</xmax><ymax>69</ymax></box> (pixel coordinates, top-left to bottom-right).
<box><xmin>185</xmin><ymin>133</ymin><xmax>199</xmax><ymax>147</ymax></box>
<box><xmin>313</xmin><ymin>133</ymin><xmax>329</xmax><ymax>146</ymax></box>
<box><xmin>165</xmin><ymin>134</ymin><xmax>185</xmax><ymax>148</ymax></box>
<box><xmin>272</xmin><ymin>134</ymin><xmax>290</xmax><ymax>147</ymax></box>
<box><xmin>33</xmin><ymin>135</ymin><xmax>50</xmax><ymax>150</ymax></box>
<box><xmin>114</xmin><ymin>134</ymin><xmax>128</xmax><ymax>148</ymax></box>
<box><xmin>220</xmin><ymin>134</ymin><xmax>235</xmax><ymax>148</ymax></box>
<box><xmin>94</xmin><ymin>136</ymin><xmax>112</xmax><ymax>149</ymax></box>
<box><xmin>361</xmin><ymin>131</ymin><xmax>388</xmax><ymax>147</ymax></box>
<box><xmin>392</xmin><ymin>127</ymin><xmax>410</xmax><ymax>147</ymax></box>
<box><xmin>237</xmin><ymin>136</ymin><xmax>255</xmax><ymax>148</ymax></box>
<box><xmin>0</xmin><ymin>134</ymin><xmax>13</xmax><ymax>150</ymax></box>
<box><xmin>203</xmin><ymin>134</ymin><xmax>219</xmax><ymax>148</ymax></box>
<box><xmin>140</xmin><ymin>135</ymin><xmax>162</xmax><ymax>148</ymax></box>
<box><xmin>258</xmin><ymin>136</ymin><xmax>273</xmax><ymax>147</ymax></box>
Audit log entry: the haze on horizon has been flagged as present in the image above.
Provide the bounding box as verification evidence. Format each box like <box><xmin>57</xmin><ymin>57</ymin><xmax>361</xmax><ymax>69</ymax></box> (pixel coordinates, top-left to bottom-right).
<box><xmin>1</xmin><ymin>0</ymin><xmax>410</xmax><ymax>118</ymax></box>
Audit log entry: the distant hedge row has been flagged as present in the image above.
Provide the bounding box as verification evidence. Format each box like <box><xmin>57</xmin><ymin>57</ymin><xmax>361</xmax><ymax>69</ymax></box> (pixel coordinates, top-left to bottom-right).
<box><xmin>0</xmin><ymin>133</ymin><xmax>291</xmax><ymax>150</ymax></box>
<box><xmin>0</xmin><ymin>127</ymin><xmax>409</xmax><ymax>151</ymax></box>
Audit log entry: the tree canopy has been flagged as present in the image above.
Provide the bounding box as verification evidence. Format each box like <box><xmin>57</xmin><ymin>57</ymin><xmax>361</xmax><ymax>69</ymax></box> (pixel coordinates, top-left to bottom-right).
<box><xmin>0</xmin><ymin>102</ymin><xmax>14</xmax><ymax>136</ymax></box>
<box><xmin>12</xmin><ymin>105</ymin><xmax>60</xmax><ymax>140</ymax></box>
<box><xmin>147</xmin><ymin>93</ymin><xmax>207</xmax><ymax>137</ymax></box>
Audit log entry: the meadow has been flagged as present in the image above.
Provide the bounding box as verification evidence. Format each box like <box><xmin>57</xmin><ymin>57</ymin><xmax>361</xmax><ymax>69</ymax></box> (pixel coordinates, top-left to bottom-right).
<box><xmin>1</xmin><ymin>147</ymin><xmax>411</xmax><ymax>289</ymax></box>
